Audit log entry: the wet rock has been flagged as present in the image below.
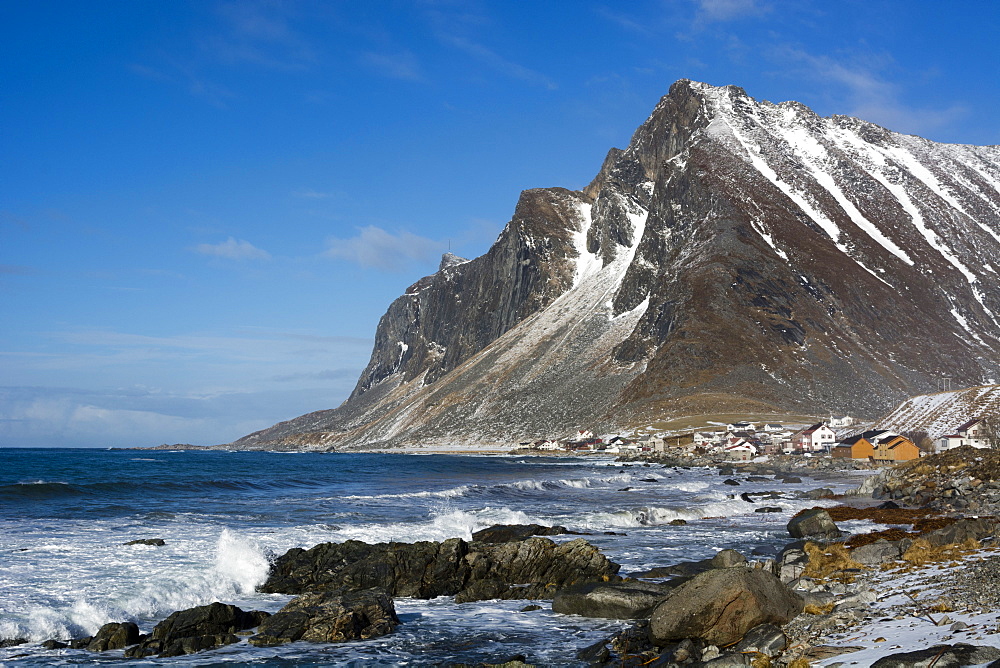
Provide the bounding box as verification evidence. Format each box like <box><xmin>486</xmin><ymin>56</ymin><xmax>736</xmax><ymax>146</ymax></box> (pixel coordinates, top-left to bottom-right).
<box><xmin>649</xmin><ymin>568</ymin><xmax>804</xmax><ymax>646</ymax></box>
<box><xmin>41</xmin><ymin>639</ymin><xmax>68</xmax><ymax>650</ymax></box>
<box><xmin>160</xmin><ymin>634</ymin><xmax>240</xmax><ymax>658</ymax></box>
<box><xmin>87</xmin><ymin>621</ymin><xmax>140</xmax><ymax>651</ymax></box>
<box><xmin>123</xmin><ymin>538</ymin><xmax>166</xmax><ymax>546</ymax></box>
<box><xmin>519</xmin><ymin>605</ymin><xmax>542</xmax><ymax>612</ymax></box>
<box><xmin>870</xmin><ymin>643</ymin><xmax>1000</xmax><ymax>667</ymax></box>
<box><xmin>668</xmin><ymin>519</ymin><xmax>688</xmax><ymax>526</ymax></box>
<box><xmin>787</xmin><ymin>508</ymin><xmax>842</xmax><ymax>539</ymax></box>
<box><xmin>723</xmin><ymin>479</ymin><xmax>741</xmax><ymax>486</ymax></box>
<box><xmin>249</xmin><ymin>588</ymin><xmax>398</xmax><ymax>647</ymax></box>
<box><xmin>261</xmin><ymin>536</ymin><xmax>621</xmax><ymax>603</ymax></box>
<box><xmin>576</xmin><ymin>638</ymin><xmax>610</xmax><ymax>664</ymax></box>
<box><xmin>780</xmin><ymin>476</ymin><xmax>803</xmax><ymax>484</ymax></box>
<box><xmin>877</xmin><ymin>500</ymin><xmax>901</xmax><ymax>509</ymax></box>
<box><xmin>69</xmin><ymin>636</ymin><xmax>93</xmax><ymax>649</ymax></box>
<box><xmin>552</xmin><ymin>580</ymin><xmax>679</xmax><ymax>619</ymax></box>
<box><xmin>124</xmin><ymin>601</ymin><xmax>269</xmax><ymax>657</ymax></box>
<box><xmin>0</xmin><ymin>638</ymin><xmax>28</xmax><ymax>648</ymax></box>
<box><xmin>755</xmin><ymin>506</ymin><xmax>783</xmax><ymax>513</ymax></box>
<box><xmin>471</xmin><ymin>524</ymin><xmax>578</xmax><ymax>543</ymax></box>
<box><xmin>802</xmin><ymin>487</ymin><xmax>835</xmax><ymax>499</ymax></box>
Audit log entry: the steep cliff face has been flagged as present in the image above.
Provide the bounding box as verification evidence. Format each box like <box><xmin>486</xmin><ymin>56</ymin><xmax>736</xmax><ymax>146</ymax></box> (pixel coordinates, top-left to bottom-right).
<box><xmin>232</xmin><ymin>80</ymin><xmax>1000</xmax><ymax>450</ymax></box>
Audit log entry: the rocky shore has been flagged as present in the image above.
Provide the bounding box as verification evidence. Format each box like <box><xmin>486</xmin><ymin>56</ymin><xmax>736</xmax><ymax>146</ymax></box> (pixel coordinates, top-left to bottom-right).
<box><xmin>13</xmin><ymin>446</ymin><xmax>1000</xmax><ymax>666</ymax></box>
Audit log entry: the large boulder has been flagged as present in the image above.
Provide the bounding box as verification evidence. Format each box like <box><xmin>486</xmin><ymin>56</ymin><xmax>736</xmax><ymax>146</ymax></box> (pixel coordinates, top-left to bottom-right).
<box><xmin>261</xmin><ymin>536</ymin><xmax>620</xmax><ymax>603</ymax></box>
<box><xmin>921</xmin><ymin>518</ymin><xmax>998</xmax><ymax>547</ymax></box>
<box><xmin>86</xmin><ymin>622</ymin><xmax>140</xmax><ymax>652</ymax></box>
<box><xmin>125</xmin><ymin>602</ymin><xmax>269</xmax><ymax>658</ymax></box>
<box><xmin>870</xmin><ymin>643</ymin><xmax>1000</xmax><ymax>667</ymax></box>
<box><xmin>787</xmin><ymin>508</ymin><xmax>841</xmax><ymax>539</ymax></box>
<box><xmin>649</xmin><ymin>568</ymin><xmax>804</xmax><ymax>646</ymax></box>
<box><xmin>552</xmin><ymin>580</ymin><xmax>679</xmax><ymax>619</ymax></box>
<box><xmin>249</xmin><ymin>589</ymin><xmax>398</xmax><ymax>647</ymax></box>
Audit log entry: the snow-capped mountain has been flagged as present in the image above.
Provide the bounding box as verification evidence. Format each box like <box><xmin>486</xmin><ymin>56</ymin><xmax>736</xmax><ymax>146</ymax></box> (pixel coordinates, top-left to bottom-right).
<box><xmin>232</xmin><ymin>80</ymin><xmax>1000</xmax><ymax>450</ymax></box>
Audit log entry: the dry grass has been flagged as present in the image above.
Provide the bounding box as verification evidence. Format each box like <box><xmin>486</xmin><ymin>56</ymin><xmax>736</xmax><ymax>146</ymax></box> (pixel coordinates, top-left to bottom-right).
<box><xmin>802</xmin><ymin>542</ymin><xmax>864</xmax><ymax>581</ymax></box>
<box><xmin>901</xmin><ymin>537</ymin><xmax>981</xmax><ymax>566</ymax></box>
<box><xmin>803</xmin><ymin>603</ymin><xmax>836</xmax><ymax>615</ymax></box>
<box><xmin>786</xmin><ymin>658</ymin><xmax>812</xmax><ymax>668</ymax></box>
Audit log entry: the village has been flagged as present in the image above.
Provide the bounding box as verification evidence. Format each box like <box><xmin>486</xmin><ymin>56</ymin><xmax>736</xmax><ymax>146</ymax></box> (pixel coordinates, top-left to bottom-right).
<box><xmin>523</xmin><ymin>414</ymin><xmax>996</xmax><ymax>463</ymax></box>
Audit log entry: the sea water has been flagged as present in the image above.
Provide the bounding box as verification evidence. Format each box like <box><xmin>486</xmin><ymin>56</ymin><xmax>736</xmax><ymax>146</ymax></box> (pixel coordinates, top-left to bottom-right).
<box><xmin>0</xmin><ymin>448</ymin><xmax>869</xmax><ymax>665</ymax></box>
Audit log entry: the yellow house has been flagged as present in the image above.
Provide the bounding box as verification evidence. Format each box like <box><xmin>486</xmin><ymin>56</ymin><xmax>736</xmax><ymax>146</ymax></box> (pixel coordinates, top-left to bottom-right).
<box><xmin>831</xmin><ymin>437</ymin><xmax>875</xmax><ymax>459</ymax></box>
<box><xmin>873</xmin><ymin>435</ymin><xmax>920</xmax><ymax>462</ymax></box>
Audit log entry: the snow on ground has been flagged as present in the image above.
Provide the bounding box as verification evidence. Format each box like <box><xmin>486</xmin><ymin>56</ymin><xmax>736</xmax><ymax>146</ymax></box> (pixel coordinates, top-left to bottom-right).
<box><xmin>810</xmin><ymin>550</ymin><xmax>1000</xmax><ymax>666</ymax></box>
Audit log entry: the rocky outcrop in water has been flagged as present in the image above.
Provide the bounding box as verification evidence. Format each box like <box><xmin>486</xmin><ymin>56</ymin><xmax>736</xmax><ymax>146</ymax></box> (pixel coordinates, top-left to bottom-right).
<box><xmin>123</xmin><ymin>602</ymin><xmax>269</xmax><ymax>658</ymax></box>
<box><xmin>260</xmin><ymin>536</ymin><xmax>621</xmax><ymax>602</ymax></box>
<box><xmin>249</xmin><ymin>589</ymin><xmax>398</xmax><ymax>647</ymax></box>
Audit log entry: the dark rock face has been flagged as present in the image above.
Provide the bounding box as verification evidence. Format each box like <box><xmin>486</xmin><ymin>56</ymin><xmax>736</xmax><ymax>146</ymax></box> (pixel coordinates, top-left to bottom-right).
<box><xmin>787</xmin><ymin>508</ymin><xmax>842</xmax><ymax>539</ymax></box>
<box><xmin>551</xmin><ymin>580</ymin><xmax>679</xmax><ymax>619</ymax></box>
<box><xmin>125</xmin><ymin>602</ymin><xmax>269</xmax><ymax>658</ymax></box>
<box><xmin>649</xmin><ymin>568</ymin><xmax>804</xmax><ymax>646</ymax></box>
<box><xmin>260</xmin><ymin>537</ymin><xmax>620</xmax><ymax>603</ymax></box>
<box><xmin>124</xmin><ymin>538</ymin><xmax>165</xmax><ymax>546</ymax></box>
<box><xmin>231</xmin><ymin>79</ymin><xmax>1000</xmax><ymax>450</ymax></box>
<box><xmin>471</xmin><ymin>523</ymin><xmax>577</xmax><ymax>543</ymax></box>
<box><xmin>249</xmin><ymin>589</ymin><xmax>398</xmax><ymax>647</ymax></box>
<box><xmin>87</xmin><ymin>622</ymin><xmax>140</xmax><ymax>652</ymax></box>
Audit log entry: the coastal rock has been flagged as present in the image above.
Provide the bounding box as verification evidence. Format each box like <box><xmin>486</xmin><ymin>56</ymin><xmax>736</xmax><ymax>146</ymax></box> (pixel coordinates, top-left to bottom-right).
<box><xmin>0</xmin><ymin>638</ymin><xmax>28</xmax><ymax>648</ymax></box>
<box><xmin>851</xmin><ymin>539</ymin><xmax>902</xmax><ymax>565</ymax></box>
<box><xmin>787</xmin><ymin>509</ymin><xmax>842</xmax><ymax>539</ymax></box>
<box><xmin>124</xmin><ymin>602</ymin><xmax>269</xmax><ymax>658</ymax></box>
<box><xmin>649</xmin><ymin>568</ymin><xmax>804</xmax><ymax>646</ymax></box>
<box><xmin>551</xmin><ymin>580</ymin><xmax>679</xmax><ymax>619</ymax></box>
<box><xmin>261</xmin><ymin>536</ymin><xmax>620</xmax><ymax>602</ymax></box>
<box><xmin>471</xmin><ymin>524</ymin><xmax>577</xmax><ymax>543</ymax></box>
<box><xmin>870</xmin><ymin>643</ymin><xmax>1000</xmax><ymax>667</ymax></box>
<box><xmin>40</xmin><ymin>639</ymin><xmax>68</xmax><ymax>650</ymax></box>
<box><xmin>87</xmin><ymin>621</ymin><xmax>140</xmax><ymax>651</ymax></box>
<box><xmin>249</xmin><ymin>589</ymin><xmax>398</xmax><ymax>647</ymax></box>
<box><xmin>921</xmin><ymin>518</ymin><xmax>997</xmax><ymax>547</ymax></box>
<box><xmin>123</xmin><ymin>538</ymin><xmax>165</xmax><ymax>546</ymax></box>
<box><xmin>710</xmin><ymin>549</ymin><xmax>746</xmax><ymax>568</ymax></box>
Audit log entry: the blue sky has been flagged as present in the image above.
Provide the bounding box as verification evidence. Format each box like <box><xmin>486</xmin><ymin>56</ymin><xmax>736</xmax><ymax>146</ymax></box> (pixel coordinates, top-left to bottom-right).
<box><xmin>2</xmin><ymin>0</ymin><xmax>998</xmax><ymax>448</ymax></box>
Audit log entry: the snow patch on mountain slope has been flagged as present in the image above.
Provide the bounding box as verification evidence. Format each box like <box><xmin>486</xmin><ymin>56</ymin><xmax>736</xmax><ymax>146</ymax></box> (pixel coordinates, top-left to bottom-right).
<box><xmin>571</xmin><ymin>202</ymin><xmax>600</xmax><ymax>287</ymax></box>
<box><xmin>709</xmin><ymin>96</ymin><xmax>890</xmax><ymax>285</ymax></box>
<box><xmin>780</xmin><ymin>117</ymin><xmax>914</xmax><ymax>266</ymax></box>
<box><xmin>877</xmin><ymin>385</ymin><xmax>1000</xmax><ymax>438</ymax></box>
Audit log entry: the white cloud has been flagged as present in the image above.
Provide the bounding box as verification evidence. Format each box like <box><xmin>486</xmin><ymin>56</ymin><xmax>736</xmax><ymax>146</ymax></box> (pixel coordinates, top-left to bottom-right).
<box><xmin>695</xmin><ymin>0</ymin><xmax>767</xmax><ymax>22</ymax></box>
<box><xmin>361</xmin><ymin>50</ymin><xmax>424</xmax><ymax>82</ymax></box>
<box><xmin>781</xmin><ymin>48</ymin><xmax>968</xmax><ymax>137</ymax></box>
<box><xmin>194</xmin><ymin>237</ymin><xmax>271</xmax><ymax>260</ymax></box>
<box><xmin>292</xmin><ymin>188</ymin><xmax>333</xmax><ymax>199</ymax></box>
<box><xmin>323</xmin><ymin>226</ymin><xmax>442</xmax><ymax>271</ymax></box>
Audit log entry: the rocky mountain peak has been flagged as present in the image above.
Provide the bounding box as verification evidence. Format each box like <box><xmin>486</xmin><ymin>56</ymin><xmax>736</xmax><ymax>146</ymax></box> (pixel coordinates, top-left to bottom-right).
<box><xmin>231</xmin><ymin>80</ymin><xmax>1000</xmax><ymax>451</ymax></box>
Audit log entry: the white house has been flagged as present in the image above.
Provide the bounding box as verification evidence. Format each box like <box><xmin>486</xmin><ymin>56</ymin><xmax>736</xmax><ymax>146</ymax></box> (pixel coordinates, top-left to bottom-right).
<box><xmin>727</xmin><ymin>421</ymin><xmax>756</xmax><ymax>432</ymax></box>
<box><xmin>793</xmin><ymin>423</ymin><xmax>837</xmax><ymax>452</ymax></box>
<box><xmin>725</xmin><ymin>440</ymin><xmax>758</xmax><ymax>461</ymax></box>
<box><xmin>938</xmin><ymin>419</ymin><xmax>991</xmax><ymax>452</ymax></box>
<box><xmin>829</xmin><ymin>415</ymin><xmax>855</xmax><ymax>428</ymax></box>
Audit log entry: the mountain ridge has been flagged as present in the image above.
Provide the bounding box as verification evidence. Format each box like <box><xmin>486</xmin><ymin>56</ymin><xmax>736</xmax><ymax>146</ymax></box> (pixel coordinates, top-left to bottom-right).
<box><xmin>231</xmin><ymin>79</ymin><xmax>1000</xmax><ymax>451</ymax></box>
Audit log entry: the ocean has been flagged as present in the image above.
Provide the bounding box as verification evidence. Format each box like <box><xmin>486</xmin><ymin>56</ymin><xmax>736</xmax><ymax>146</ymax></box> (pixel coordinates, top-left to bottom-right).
<box><xmin>0</xmin><ymin>448</ymin><xmax>868</xmax><ymax>665</ymax></box>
